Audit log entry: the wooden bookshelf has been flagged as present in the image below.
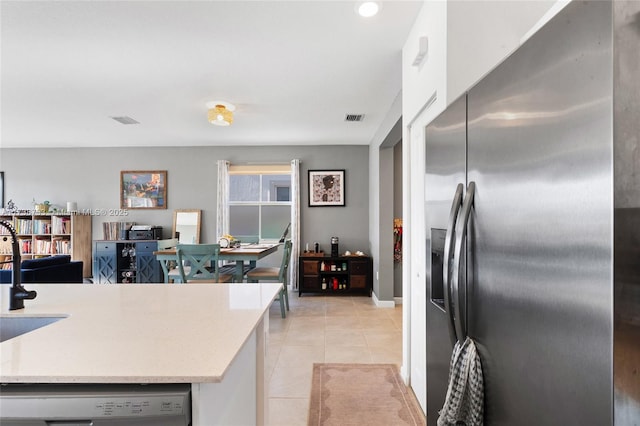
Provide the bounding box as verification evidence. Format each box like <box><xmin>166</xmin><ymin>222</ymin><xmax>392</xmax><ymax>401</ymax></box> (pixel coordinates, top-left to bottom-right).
<box><xmin>0</xmin><ymin>212</ymin><xmax>92</xmax><ymax>277</ymax></box>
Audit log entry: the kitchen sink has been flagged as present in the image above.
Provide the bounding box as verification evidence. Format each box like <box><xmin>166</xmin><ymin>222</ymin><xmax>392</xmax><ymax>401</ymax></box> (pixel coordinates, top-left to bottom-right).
<box><xmin>0</xmin><ymin>315</ymin><xmax>68</xmax><ymax>343</ymax></box>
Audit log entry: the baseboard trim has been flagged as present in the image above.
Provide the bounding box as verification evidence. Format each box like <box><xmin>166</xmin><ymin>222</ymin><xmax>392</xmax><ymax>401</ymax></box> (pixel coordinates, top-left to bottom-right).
<box><xmin>372</xmin><ymin>292</ymin><xmax>396</xmax><ymax>308</ymax></box>
<box><xmin>393</xmin><ymin>296</ymin><xmax>403</xmax><ymax>305</ymax></box>
<box><xmin>400</xmin><ymin>365</ymin><xmax>410</xmax><ymax>384</ymax></box>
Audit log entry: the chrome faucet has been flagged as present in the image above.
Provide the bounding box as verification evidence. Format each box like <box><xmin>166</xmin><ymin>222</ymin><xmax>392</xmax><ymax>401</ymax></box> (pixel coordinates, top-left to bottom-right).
<box><xmin>0</xmin><ymin>220</ymin><xmax>37</xmax><ymax>310</ymax></box>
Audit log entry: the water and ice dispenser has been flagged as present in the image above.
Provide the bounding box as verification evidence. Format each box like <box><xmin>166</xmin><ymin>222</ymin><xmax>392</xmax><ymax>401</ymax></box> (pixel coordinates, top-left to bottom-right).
<box><xmin>430</xmin><ymin>228</ymin><xmax>446</xmax><ymax>310</ymax></box>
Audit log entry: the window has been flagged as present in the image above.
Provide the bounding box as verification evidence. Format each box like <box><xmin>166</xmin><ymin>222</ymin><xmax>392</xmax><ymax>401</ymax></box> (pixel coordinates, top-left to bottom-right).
<box><xmin>228</xmin><ymin>165</ymin><xmax>291</xmax><ymax>243</ymax></box>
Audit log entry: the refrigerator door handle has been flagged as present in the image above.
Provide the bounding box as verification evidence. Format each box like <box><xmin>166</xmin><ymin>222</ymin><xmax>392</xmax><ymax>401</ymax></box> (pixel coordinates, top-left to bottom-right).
<box><xmin>443</xmin><ymin>183</ymin><xmax>464</xmax><ymax>346</ymax></box>
<box><xmin>451</xmin><ymin>181</ymin><xmax>475</xmax><ymax>342</ymax></box>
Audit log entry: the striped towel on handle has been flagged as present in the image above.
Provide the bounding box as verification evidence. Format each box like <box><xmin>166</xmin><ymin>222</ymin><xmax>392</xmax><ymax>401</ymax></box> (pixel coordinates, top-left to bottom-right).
<box><xmin>437</xmin><ymin>336</ymin><xmax>484</xmax><ymax>426</ymax></box>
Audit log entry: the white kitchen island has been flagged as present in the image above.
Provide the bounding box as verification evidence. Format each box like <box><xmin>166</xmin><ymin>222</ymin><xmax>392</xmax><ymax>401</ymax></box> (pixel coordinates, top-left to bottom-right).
<box><xmin>0</xmin><ymin>282</ymin><xmax>282</xmax><ymax>425</ymax></box>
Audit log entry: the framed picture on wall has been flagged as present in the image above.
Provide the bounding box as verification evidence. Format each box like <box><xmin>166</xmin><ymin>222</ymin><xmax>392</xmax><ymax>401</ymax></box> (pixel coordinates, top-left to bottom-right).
<box><xmin>0</xmin><ymin>172</ymin><xmax>4</xmax><ymax>208</ymax></box>
<box><xmin>308</xmin><ymin>169</ymin><xmax>345</xmax><ymax>207</ymax></box>
<box><xmin>120</xmin><ymin>170</ymin><xmax>167</xmax><ymax>209</ymax></box>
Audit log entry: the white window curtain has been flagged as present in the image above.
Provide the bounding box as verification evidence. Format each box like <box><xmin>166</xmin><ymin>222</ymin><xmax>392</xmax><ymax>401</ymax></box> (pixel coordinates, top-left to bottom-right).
<box><xmin>216</xmin><ymin>160</ymin><xmax>230</xmax><ymax>241</ymax></box>
<box><xmin>290</xmin><ymin>159</ymin><xmax>301</xmax><ymax>290</ymax></box>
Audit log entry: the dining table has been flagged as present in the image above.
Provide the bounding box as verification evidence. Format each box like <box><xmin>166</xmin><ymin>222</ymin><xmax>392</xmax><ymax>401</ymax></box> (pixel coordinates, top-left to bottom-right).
<box><xmin>154</xmin><ymin>243</ymin><xmax>280</xmax><ymax>283</ymax></box>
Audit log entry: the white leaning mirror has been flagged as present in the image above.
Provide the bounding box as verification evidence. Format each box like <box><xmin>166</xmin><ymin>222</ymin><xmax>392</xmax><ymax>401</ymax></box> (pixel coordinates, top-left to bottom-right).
<box><xmin>173</xmin><ymin>209</ymin><xmax>201</xmax><ymax>244</ymax></box>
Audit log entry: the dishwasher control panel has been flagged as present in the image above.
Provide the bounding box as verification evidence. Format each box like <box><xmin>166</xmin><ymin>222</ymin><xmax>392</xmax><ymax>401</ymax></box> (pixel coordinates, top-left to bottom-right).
<box><xmin>0</xmin><ymin>383</ymin><xmax>191</xmax><ymax>425</ymax></box>
<box><xmin>93</xmin><ymin>394</ymin><xmax>186</xmax><ymax>416</ymax></box>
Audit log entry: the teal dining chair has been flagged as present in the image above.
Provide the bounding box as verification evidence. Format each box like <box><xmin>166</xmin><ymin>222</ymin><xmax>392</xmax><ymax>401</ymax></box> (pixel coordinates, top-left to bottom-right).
<box><xmin>157</xmin><ymin>238</ymin><xmax>179</xmax><ymax>283</ymax></box>
<box><xmin>175</xmin><ymin>244</ymin><xmax>233</xmax><ymax>283</ymax></box>
<box><xmin>245</xmin><ymin>239</ymin><xmax>292</xmax><ymax>318</ymax></box>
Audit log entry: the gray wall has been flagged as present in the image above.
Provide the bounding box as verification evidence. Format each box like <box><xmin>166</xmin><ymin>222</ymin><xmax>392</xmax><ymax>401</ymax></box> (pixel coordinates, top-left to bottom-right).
<box><xmin>378</xmin><ymin>146</ymin><xmax>395</xmax><ymax>301</ymax></box>
<box><xmin>373</xmin><ymin>109</ymin><xmax>403</xmax><ymax>303</ymax></box>
<box><xmin>0</xmin><ymin>145</ymin><xmax>369</xmax><ymax>275</ymax></box>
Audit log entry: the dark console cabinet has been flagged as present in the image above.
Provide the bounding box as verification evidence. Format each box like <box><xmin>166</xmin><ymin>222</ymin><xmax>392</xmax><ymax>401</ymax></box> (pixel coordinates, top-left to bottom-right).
<box><xmin>298</xmin><ymin>255</ymin><xmax>372</xmax><ymax>296</ymax></box>
<box><xmin>93</xmin><ymin>240</ymin><xmax>161</xmax><ymax>284</ymax></box>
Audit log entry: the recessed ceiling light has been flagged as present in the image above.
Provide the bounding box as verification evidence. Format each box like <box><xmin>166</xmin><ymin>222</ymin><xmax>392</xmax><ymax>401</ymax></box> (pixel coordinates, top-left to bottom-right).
<box><xmin>356</xmin><ymin>1</ymin><xmax>381</xmax><ymax>18</ymax></box>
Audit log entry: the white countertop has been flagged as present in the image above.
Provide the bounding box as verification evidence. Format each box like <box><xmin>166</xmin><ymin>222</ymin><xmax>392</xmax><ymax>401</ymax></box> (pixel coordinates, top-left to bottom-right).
<box><xmin>0</xmin><ymin>283</ymin><xmax>281</xmax><ymax>384</ymax></box>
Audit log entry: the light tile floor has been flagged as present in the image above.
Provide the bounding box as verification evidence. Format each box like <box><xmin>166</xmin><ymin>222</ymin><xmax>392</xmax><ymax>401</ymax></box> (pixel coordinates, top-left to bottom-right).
<box><xmin>267</xmin><ymin>290</ymin><xmax>403</xmax><ymax>426</ymax></box>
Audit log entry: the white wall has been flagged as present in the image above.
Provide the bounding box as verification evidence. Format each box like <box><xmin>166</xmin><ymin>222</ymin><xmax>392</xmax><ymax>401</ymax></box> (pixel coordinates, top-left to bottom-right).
<box><xmin>401</xmin><ymin>0</ymin><xmax>448</xmax><ymax>411</ymax></box>
<box><xmin>403</xmin><ymin>1</ymin><xmax>448</xmax><ymax>126</ymax></box>
<box><xmin>401</xmin><ymin>0</ymin><xmax>566</xmax><ymax>413</ymax></box>
<box><xmin>447</xmin><ymin>0</ymin><xmax>557</xmax><ymax>103</ymax></box>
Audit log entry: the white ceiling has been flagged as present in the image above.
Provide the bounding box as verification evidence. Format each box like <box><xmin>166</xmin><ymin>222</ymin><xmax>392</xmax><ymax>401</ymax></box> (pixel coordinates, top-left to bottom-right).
<box><xmin>0</xmin><ymin>1</ymin><xmax>423</xmax><ymax>148</ymax></box>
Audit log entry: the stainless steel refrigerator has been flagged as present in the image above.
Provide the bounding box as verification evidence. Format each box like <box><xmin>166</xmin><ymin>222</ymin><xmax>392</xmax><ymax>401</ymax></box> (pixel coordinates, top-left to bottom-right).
<box><xmin>424</xmin><ymin>1</ymin><xmax>639</xmax><ymax>425</ymax></box>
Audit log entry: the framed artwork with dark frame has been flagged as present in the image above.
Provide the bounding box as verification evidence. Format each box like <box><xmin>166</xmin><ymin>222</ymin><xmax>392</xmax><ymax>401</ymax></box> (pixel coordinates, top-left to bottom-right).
<box><xmin>120</xmin><ymin>170</ymin><xmax>167</xmax><ymax>209</ymax></box>
<box><xmin>0</xmin><ymin>172</ymin><xmax>4</xmax><ymax>208</ymax></box>
<box><xmin>308</xmin><ymin>169</ymin><xmax>345</xmax><ymax>207</ymax></box>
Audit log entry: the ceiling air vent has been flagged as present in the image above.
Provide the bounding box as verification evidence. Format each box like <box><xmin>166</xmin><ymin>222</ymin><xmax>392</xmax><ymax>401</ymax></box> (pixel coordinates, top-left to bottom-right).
<box><xmin>110</xmin><ymin>116</ymin><xmax>140</xmax><ymax>125</ymax></box>
<box><xmin>345</xmin><ymin>114</ymin><xmax>365</xmax><ymax>122</ymax></box>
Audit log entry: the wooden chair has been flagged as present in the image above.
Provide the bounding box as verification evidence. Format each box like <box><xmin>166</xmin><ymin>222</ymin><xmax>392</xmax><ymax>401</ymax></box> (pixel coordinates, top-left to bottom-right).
<box><xmin>245</xmin><ymin>240</ymin><xmax>292</xmax><ymax>318</ymax></box>
<box><xmin>175</xmin><ymin>244</ymin><xmax>233</xmax><ymax>284</ymax></box>
<box><xmin>157</xmin><ymin>238</ymin><xmax>180</xmax><ymax>283</ymax></box>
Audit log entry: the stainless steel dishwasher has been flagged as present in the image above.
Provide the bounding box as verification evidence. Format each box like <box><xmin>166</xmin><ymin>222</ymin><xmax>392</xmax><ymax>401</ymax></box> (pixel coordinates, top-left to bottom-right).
<box><xmin>0</xmin><ymin>383</ymin><xmax>191</xmax><ymax>425</ymax></box>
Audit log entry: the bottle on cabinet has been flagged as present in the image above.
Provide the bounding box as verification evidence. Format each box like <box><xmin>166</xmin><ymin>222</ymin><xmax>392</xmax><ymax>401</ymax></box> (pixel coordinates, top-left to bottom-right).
<box><xmin>322</xmin><ymin>277</ymin><xmax>327</xmax><ymax>290</ymax></box>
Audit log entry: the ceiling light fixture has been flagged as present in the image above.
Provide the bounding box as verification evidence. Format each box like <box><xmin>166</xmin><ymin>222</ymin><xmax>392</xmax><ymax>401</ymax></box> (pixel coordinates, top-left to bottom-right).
<box><xmin>356</xmin><ymin>1</ymin><xmax>381</xmax><ymax>18</ymax></box>
<box><xmin>206</xmin><ymin>101</ymin><xmax>235</xmax><ymax>126</ymax></box>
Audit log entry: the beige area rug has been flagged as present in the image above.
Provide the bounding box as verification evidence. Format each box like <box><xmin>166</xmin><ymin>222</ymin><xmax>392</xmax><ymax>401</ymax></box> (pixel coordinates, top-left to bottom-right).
<box><xmin>308</xmin><ymin>363</ymin><xmax>426</xmax><ymax>426</ymax></box>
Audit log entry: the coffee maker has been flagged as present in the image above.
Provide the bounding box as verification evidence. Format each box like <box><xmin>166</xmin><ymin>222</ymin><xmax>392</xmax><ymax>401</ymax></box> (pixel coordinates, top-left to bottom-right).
<box><xmin>331</xmin><ymin>237</ymin><xmax>339</xmax><ymax>257</ymax></box>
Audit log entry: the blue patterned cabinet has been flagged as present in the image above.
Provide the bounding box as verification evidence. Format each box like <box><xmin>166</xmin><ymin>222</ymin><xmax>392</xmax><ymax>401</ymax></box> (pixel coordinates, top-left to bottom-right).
<box><xmin>93</xmin><ymin>240</ymin><xmax>160</xmax><ymax>284</ymax></box>
<box><xmin>93</xmin><ymin>241</ymin><xmax>117</xmax><ymax>284</ymax></box>
<box><xmin>135</xmin><ymin>241</ymin><xmax>161</xmax><ymax>283</ymax></box>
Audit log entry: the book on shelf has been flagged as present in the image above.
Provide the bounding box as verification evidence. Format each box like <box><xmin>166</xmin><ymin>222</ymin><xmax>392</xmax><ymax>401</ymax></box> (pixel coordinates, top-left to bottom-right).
<box><xmin>0</xmin><ymin>240</ymin><xmax>13</xmax><ymax>254</ymax></box>
<box><xmin>52</xmin><ymin>236</ymin><xmax>71</xmax><ymax>254</ymax></box>
<box><xmin>52</xmin><ymin>216</ymin><xmax>71</xmax><ymax>234</ymax></box>
<box><xmin>33</xmin><ymin>219</ymin><xmax>52</xmax><ymax>234</ymax></box>
<box><xmin>19</xmin><ymin>238</ymin><xmax>32</xmax><ymax>254</ymax></box>
<box><xmin>103</xmin><ymin>222</ymin><xmax>135</xmax><ymax>240</ymax></box>
<box><xmin>14</xmin><ymin>218</ymin><xmax>33</xmax><ymax>234</ymax></box>
<box><xmin>1</xmin><ymin>255</ymin><xmax>12</xmax><ymax>270</ymax></box>
<box><xmin>34</xmin><ymin>238</ymin><xmax>52</xmax><ymax>255</ymax></box>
